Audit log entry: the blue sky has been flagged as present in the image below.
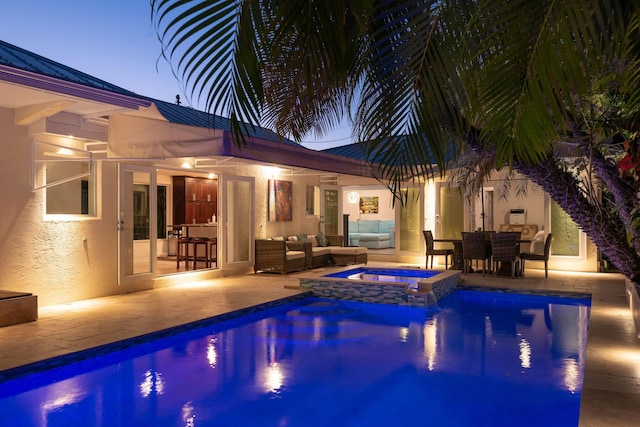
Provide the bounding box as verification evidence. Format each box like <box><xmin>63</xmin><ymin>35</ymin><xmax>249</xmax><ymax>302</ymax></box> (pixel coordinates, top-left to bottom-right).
<box><xmin>0</xmin><ymin>1</ymin><xmax>352</xmax><ymax>149</ymax></box>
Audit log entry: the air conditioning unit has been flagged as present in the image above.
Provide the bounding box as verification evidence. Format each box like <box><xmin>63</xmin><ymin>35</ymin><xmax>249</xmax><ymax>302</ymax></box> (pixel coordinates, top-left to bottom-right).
<box><xmin>509</xmin><ymin>208</ymin><xmax>526</xmax><ymax>224</ymax></box>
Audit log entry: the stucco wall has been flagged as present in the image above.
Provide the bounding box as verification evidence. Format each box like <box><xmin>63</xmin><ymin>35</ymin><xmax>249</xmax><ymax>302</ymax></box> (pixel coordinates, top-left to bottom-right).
<box><xmin>253</xmin><ymin>166</ymin><xmax>321</xmax><ymax>239</ymax></box>
<box><xmin>0</xmin><ymin>107</ymin><xmax>123</xmax><ymax>306</ymax></box>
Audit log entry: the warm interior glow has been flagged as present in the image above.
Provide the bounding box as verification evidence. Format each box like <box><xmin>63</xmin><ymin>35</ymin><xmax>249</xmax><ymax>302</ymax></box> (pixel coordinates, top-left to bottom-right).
<box><xmin>181</xmin><ymin>161</ymin><xmax>193</xmax><ymax>169</ymax></box>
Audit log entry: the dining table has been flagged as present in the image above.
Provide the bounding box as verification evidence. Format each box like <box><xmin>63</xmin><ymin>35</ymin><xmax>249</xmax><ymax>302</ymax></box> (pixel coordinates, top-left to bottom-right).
<box><xmin>434</xmin><ymin>235</ymin><xmax>531</xmax><ymax>274</ymax></box>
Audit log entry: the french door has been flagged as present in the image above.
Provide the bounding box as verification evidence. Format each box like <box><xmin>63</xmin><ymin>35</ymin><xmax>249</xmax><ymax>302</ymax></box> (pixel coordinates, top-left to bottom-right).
<box><xmin>321</xmin><ymin>187</ymin><xmax>339</xmax><ymax>235</ymax></box>
<box><xmin>118</xmin><ymin>164</ymin><xmax>157</xmax><ymax>285</ymax></box>
<box><xmin>220</xmin><ymin>174</ymin><xmax>254</xmax><ymax>270</ymax></box>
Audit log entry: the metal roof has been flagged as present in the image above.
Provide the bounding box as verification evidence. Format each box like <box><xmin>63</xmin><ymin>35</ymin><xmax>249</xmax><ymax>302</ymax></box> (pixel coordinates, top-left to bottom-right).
<box><xmin>153</xmin><ymin>100</ymin><xmax>300</xmax><ymax>146</ymax></box>
<box><xmin>0</xmin><ymin>39</ymin><xmax>141</xmax><ymax>98</ymax></box>
<box><xmin>0</xmin><ymin>38</ymin><xmax>379</xmax><ymax>177</ymax></box>
<box><xmin>0</xmin><ymin>39</ymin><xmax>303</xmax><ymax>146</ymax></box>
<box><xmin>322</xmin><ymin>136</ymin><xmax>456</xmax><ymax>166</ymax></box>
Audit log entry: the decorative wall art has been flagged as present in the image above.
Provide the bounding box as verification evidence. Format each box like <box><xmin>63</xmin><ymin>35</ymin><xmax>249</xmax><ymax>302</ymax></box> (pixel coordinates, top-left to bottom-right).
<box><xmin>359</xmin><ymin>196</ymin><xmax>379</xmax><ymax>214</ymax></box>
<box><xmin>268</xmin><ymin>179</ymin><xmax>293</xmax><ymax>222</ymax></box>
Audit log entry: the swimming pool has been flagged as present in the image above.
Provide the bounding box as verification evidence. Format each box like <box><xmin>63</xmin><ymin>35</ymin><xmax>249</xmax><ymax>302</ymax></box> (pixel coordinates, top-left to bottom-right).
<box><xmin>0</xmin><ymin>290</ymin><xmax>590</xmax><ymax>426</ymax></box>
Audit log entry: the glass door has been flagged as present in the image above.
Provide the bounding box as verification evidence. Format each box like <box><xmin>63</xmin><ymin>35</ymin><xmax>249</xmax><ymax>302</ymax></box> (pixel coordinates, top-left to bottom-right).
<box><xmin>118</xmin><ymin>164</ymin><xmax>157</xmax><ymax>285</ymax></box>
<box><xmin>398</xmin><ymin>186</ymin><xmax>422</xmax><ymax>252</ymax></box>
<box><xmin>321</xmin><ymin>188</ymin><xmax>339</xmax><ymax>235</ymax></box>
<box><xmin>436</xmin><ymin>183</ymin><xmax>464</xmax><ymax>238</ymax></box>
<box><xmin>220</xmin><ymin>174</ymin><xmax>254</xmax><ymax>270</ymax></box>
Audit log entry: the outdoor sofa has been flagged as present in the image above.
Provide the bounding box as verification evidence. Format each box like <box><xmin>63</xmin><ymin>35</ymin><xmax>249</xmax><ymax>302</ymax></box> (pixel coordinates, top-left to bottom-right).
<box><xmin>289</xmin><ymin>234</ymin><xmax>368</xmax><ymax>268</ymax></box>
<box><xmin>255</xmin><ymin>234</ymin><xmax>368</xmax><ymax>273</ymax></box>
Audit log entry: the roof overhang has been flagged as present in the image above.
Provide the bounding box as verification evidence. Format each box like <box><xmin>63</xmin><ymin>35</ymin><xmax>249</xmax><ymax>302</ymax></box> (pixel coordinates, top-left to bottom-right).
<box><xmin>108</xmin><ymin>113</ymin><xmax>378</xmax><ymax>179</ymax></box>
<box><xmin>0</xmin><ymin>64</ymin><xmax>152</xmax><ymax>113</ymax></box>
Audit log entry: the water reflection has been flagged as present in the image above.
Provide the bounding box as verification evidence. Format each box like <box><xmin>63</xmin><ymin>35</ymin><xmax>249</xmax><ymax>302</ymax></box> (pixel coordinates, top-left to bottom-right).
<box><xmin>140</xmin><ymin>369</ymin><xmax>165</xmax><ymax>398</ymax></box>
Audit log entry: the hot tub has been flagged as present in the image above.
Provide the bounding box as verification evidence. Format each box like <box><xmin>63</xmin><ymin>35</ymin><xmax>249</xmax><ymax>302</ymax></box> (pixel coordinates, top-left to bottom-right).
<box><xmin>299</xmin><ymin>267</ymin><xmax>460</xmax><ymax>307</ymax></box>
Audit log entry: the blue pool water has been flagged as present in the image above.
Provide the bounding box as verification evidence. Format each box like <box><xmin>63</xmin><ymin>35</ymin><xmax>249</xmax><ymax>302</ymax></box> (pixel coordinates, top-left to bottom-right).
<box><xmin>324</xmin><ymin>266</ymin><xmax>439</xmax><ymax>285</ymax></box>
<box><xmin>0</xmin><ymin>291</ymin><xmax>590</xmax><ymax>427</ymax></box>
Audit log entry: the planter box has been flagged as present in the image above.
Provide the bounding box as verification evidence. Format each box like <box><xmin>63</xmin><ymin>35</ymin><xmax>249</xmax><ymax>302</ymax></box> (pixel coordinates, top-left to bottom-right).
<box><xmin>0</xmin><ymin>291</ymin><xmax>38</xmax><ymax>327</ymax></box>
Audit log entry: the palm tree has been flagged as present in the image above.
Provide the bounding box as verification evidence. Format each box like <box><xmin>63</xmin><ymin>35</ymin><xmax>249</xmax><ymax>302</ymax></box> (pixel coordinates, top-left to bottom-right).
<box><xmin>151</xmin><ymin>0</ymin><xmax>640</xmax><ymax>284</ymax></box>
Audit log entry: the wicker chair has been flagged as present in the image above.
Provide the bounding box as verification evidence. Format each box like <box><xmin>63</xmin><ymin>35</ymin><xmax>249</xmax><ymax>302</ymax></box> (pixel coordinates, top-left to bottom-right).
<box><xmin>254</xmin><ymin>239</ymin><xmax>305</xmax><ymax>274</ymax></box>
<box><xmin>490</xmin><ymin>232</ymin><xmax>521</xmax><ymax>278</ymax></box>
<box><xmin>461</xmin><ymin>232</ymin><xmax>492</xmax><ymax>275</ymax></box>
<box><xmin>520</xmin><ymin>233</ymin><xmax>553</xmax><ymax>278</ymax></box>
<box><xmin>423</xmin><ymin>230</ymin><xmax>453</xmax><ymax>269</ymax></box>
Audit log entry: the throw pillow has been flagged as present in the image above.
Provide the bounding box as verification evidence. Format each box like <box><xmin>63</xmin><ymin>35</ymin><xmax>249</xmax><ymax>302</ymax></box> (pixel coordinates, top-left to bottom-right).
<box><xmin>316</xmin><ymin>231</ymin><xmax>328</xmax><ymax>247</ymax></box>
<box><xmin>297</xmin><ymin>234</ymin><xmax>309</xmax><ymax>242</ymax></box>
<box><xmin>273</xmin><ymin>236</ymin><xmax>285</xmax><ymax>241</ymax></box>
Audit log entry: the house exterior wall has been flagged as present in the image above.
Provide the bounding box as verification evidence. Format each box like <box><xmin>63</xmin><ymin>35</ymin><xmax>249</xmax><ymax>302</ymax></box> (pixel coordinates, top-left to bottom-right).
<box><xmin>253</xmin><ymin>166</ymin><xmax>321</xmax><ymax>239</ymax></box>
<box><xmin>0</xmin><ymin>107</ymin><xmax>127</xmax><ymax>306</ymax></box>
<box><xmin>0</xmin><ymin>106</ymin><xmax>601</xmax><ymax>309</ymax></box>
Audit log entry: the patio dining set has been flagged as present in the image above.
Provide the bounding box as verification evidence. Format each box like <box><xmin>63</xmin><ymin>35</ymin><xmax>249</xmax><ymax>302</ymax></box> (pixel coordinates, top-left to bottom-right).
<box><xmin>424</xmin><ymin>230</ymin><xmax>553</xmax><ymax>278</ymax></box>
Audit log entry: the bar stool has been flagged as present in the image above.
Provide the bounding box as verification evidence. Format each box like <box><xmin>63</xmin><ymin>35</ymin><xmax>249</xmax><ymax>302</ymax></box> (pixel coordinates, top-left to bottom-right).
<box><xmin>207</xmin><ymin>238</ymin><xmax>218</xmax><ymax>268</ymax></box>
<box><xmin>191</xmin><ymin>237</ymin><xmax>209</xmax><ymax>270</ymax></box>
<box><xmin>176</xmin><ymin>237</ymin><xmax>192</xmax><ymax>269</ymax></box>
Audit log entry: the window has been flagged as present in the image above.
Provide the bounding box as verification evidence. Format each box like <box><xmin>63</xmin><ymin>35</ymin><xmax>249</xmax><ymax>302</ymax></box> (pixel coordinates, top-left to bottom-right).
<box><xmin>550</xmin><ymin>200</ymin><xmax>579</xmax><ymax>256</ymax></box>
<box><xmin>34</xmin><ymin>140</ymin><xmax>96</xmax><ymax>216</ymax></box>
<box><xmin>306</xmin><ymin>185</ymin><xmax>317</xmax><ymax>215</ymax></box>
<box><xmin>133</xmin><ymin>185</ymin><xmax>167</xmax><ymax>240</ymax></box>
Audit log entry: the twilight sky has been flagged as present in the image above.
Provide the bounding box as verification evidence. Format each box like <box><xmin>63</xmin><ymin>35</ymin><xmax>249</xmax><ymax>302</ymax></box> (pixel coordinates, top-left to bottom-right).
<box><xmin>0</xmin><ymin>1</ymin><xmax>352</xmax><ymax>149</ymax></box>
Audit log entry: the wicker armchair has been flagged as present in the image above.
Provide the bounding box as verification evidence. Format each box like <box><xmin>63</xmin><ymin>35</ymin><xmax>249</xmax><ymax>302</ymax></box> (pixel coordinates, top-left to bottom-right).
<box><xmin>461</xmin><ymin>232</ymin><xmax>492</xmax><ymax>275</ymax></box>
<box><xmin>490</xmin><ymin>232</ymin><xmax>521</xmax><ymax>278</ymax></box>
<box><xmin>254</xmin><ymin>239</ymin><xmax>305</xmax><ymax>274</ymax></box>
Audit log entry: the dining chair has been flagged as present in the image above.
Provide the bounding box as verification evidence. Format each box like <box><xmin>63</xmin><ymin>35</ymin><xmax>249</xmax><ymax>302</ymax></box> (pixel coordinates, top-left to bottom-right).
<box><xmin>520</xmin><ymin>233</ymin><xmax>553</xmax><ymax>278</ymax></box>
<box><xmin>461</xmin><ymin>232</ymin><xmax>492</xmax><ymax>275</ymax></box>
<box><xmin>423</xmin><ymin>230</ymin><xmax>453</xmax><ymax>270</ymax></box>
<box><xmin>490</xmin><ymin>232</ymin><xmax>521</xmax><ymax>278</ymax></box>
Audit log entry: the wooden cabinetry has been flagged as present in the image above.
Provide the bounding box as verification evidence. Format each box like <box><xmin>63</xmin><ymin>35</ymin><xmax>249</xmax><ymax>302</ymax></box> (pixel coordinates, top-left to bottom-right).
<box><xmin>173</xmin><ymin>176</ymin><xmax>218</xmax><ymax>225</ymax></box>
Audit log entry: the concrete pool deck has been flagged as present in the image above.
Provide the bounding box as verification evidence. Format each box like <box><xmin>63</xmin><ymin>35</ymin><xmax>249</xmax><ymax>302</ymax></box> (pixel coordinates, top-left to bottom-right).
<box><xmin>0</xmin><ymin>263</ymin><xmax>637</xmax><ymax>426</ymax></box>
